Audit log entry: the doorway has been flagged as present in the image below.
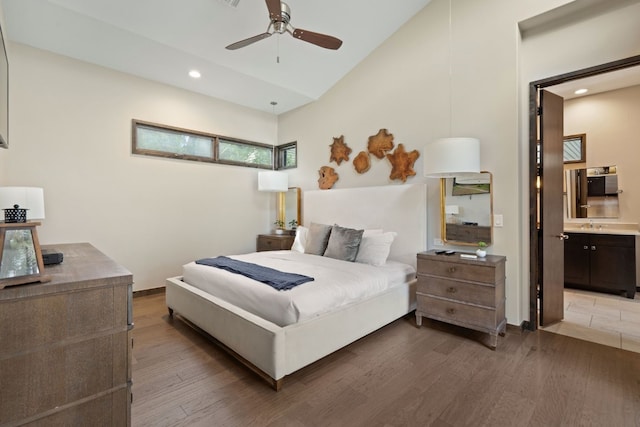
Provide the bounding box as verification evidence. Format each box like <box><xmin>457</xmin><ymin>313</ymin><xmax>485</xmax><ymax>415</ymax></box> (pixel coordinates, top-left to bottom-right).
<box><xmin>529</xmin><ymin>55</ymin><xmax>640</xmax><ymax>332</ymax></box>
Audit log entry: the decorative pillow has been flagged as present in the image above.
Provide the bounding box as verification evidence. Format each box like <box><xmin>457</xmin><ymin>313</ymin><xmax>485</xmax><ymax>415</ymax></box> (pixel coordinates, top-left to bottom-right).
<box><xmin>355</xmin><ymin>231</ymin><xmax>397</xmax><ymax>266</ymax></box>
<box><xmin>323</xmin><ymin>224</ymin><xmax>364</xmax><ymax>262</ymax></box>
<box><xmin>304</xmin><ymin>223</ymin><xmax>333</xmax><ymax>255</ymax></box>
<box><xmin>291</xmin><ymin>226</ymin><xmax>308</xmax><ymax>253</ymax></box>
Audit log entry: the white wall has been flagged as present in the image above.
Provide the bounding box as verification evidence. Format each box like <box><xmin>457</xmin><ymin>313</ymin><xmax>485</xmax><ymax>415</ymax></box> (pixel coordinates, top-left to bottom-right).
<box><xmin>564</xmin><ymin>85</ymin><xmax>640</xmax><ymax>223</ymax></box>
<box><xmin>280</xmin><ymin>0</ymin><xmax>640</xmax><ymax>325</ymax></box>
<box><xmin>0</xmin><ymin>6</ymin><xmax>8</xmax><ymax>183</ymax></box>
<box><xmin>6</xmin><ymin>43</ymin><xmax>279</xmax><ymax>290</ymax></box>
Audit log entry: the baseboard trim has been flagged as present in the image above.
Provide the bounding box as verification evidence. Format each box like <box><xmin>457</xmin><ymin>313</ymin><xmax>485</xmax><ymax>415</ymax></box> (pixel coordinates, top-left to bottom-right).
<box><xmin>133</xmin><ymin>287</ymin><xmax>165</xmax><ymax>298</ymax></box>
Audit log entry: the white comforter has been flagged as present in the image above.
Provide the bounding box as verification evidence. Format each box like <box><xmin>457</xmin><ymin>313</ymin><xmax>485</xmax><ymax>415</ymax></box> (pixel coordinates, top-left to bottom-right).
<box><xmin>182</xmin><ymin>250</ymin><xmax>415</xmax><ymax>327</ymax></box>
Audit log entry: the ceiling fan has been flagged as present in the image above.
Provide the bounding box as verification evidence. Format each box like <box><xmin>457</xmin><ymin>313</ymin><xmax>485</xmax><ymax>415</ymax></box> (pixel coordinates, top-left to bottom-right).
<box><xmin>225</xmin><ymin>0</ymin><xmax>343</xmax><ymax>51</ymax></box>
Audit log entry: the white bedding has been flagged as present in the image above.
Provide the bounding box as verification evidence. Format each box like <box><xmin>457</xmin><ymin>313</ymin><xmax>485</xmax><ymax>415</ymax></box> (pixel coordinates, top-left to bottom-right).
<box><xmin>182</xmin><ymin>250</ymin><xmax>416</xmax><ymax>327</ymax></box>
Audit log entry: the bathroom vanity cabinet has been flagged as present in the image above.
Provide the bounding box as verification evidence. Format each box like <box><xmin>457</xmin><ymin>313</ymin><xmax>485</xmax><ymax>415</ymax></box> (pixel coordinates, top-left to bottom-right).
<box><xmin>564</xmin><ymin>232</ymin><xmax>638</xmax><ymax>299</ymax></box>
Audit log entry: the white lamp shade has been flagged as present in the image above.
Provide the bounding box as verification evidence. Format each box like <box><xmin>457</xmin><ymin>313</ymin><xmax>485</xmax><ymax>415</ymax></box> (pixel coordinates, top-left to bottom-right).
<box><xmin>258</xmin><ymin>171</ymin><xmax>288</xmax><ymax>192</ymax></box>
<box><xmin>424</xmin><ymin>137</ymin><xmax>480</xmax><ymax>178</ymax></box>
<box><xmin>445</xmin><ymin>205</ymin><xmax>459</xmax><ymax>215</ymax></box>
<box><xmin>0</xmin><ymin>187</ymin><xmax>45</xmax><ymax>220</ymax></box>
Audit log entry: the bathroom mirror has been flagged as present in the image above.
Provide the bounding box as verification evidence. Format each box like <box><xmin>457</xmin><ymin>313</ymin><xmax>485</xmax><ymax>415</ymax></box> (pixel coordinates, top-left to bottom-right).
<box><xmin>283</xmin><ymin>187</ymin><xmax>301</xmax><ymax>227</ymax></box>
<box><xmin>565</xmin><ymin>165</ymin><xmax>619</xmax><ymax>218</ymax></box>
<box><xmin>440</xmin><ymin>172</ymin><xmax>493</xmax><ymax>246</ymax></box>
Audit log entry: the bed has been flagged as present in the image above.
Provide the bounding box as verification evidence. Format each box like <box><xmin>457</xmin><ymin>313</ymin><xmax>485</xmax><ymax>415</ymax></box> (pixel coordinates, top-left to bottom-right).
<box><xmin>165</xmin><ymin>183</ymin><xmax>427</xmax><ymax>390</ymax></box>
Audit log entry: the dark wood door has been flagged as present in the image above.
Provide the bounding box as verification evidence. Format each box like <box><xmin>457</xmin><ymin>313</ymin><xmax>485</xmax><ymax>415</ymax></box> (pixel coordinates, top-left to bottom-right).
<box><xmin>539</xmin><ymin>90</ymin><xmax>565</xmax><ymax>327</ymax></box>
<box><xmin>564</xmin><ymin>233</ymin><xmax>590</xmax><ymax>286</ymax></box>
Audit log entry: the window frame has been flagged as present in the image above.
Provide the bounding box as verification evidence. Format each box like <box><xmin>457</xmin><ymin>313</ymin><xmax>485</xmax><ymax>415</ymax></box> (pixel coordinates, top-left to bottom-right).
<box><xmin>131</xmin><ymin>119</ymin><xmax>276</xmax><ymax>169</ymax></box>
<box><xmin>276</xmin><ymin>141</ymin><xmax>297</xmax><ymax>170</ymax></box>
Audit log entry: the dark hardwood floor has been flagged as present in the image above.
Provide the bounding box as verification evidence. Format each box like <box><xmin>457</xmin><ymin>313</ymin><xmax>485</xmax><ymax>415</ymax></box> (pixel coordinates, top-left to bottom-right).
<box><xmin>132</xmin><ymin>291</ymin><xmax>640</xmax><ymax>426</ymax></box>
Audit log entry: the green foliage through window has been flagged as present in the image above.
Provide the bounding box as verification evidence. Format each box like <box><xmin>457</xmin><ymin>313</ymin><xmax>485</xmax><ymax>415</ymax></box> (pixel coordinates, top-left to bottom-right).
<box><xmin>132</xmin><ymin>120</ymin><xmax>294</xmax><ymax>170</ymax></box>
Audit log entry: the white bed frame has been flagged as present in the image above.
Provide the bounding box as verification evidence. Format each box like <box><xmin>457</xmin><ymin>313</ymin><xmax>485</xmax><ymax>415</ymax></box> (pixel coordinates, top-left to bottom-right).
<box><xmin>165</xmin><ymin>183</ymin><xmax>427</xmax><ymax>390</ymax></box>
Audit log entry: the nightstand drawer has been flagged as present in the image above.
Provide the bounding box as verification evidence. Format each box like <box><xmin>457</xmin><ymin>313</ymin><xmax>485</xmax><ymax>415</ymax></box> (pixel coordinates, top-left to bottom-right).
<box><xmin>417</xmin><ymin>276</ymin><xmax>495</xmax><ymax>308</ymax></box>
<box><xmin>257</xmin><ymin>234</ymin><xmax>294</xmax><ymax>252</ymax></box>
<box><xmin>417</xmin><ymin>295</ymin><xmax>495</xmax><ymax>330</ymax></box>
<box><xmin>417</xmin><ymin>258</ymin><xmax>496</xmax><ymax>284</ymax></box>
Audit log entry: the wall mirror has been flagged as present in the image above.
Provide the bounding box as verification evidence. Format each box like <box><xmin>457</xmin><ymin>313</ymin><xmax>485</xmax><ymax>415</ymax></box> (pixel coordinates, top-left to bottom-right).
<box><xmin>283</xmin><ymin>187</ymin><xmax>301</xmax><ymax>228</ymax></box>
<box><xmin>440</xmin><ymin>172</ymin><xmax>493</xmax><ymax>246</ymax></box>
<box><xmin>565</xmin><ymin>165</ymin><xmax>620</xmax><ymax>218</ymax></box>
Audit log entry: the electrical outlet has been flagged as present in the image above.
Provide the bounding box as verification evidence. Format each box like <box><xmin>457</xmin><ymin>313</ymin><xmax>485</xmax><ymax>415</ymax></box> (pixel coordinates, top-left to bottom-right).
<box><xmin>434</xmin><ymin>238</ymin><xmax>443</xmax><ymax>246</ymax></box>
<box><xmin>494</xmin><ymin>214</ymin><xmax>504</xmax><ymax>227</ymax></box>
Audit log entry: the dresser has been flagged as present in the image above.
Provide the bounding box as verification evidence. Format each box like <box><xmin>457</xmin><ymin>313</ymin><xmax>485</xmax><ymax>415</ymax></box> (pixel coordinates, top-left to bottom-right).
<box><xmin>416</xmin><ymin>251</ymin><xmax>506</xmax><ymax>349</ymax></box>
<box><xmin>0</xmin><ymin>243</ymin><xmax>133</xmax><ymax>426</ymax></box>
<box><xmin>256</xmin><ymin>234</ymin><xmax>295</xmax><ymax>252</ymax></box>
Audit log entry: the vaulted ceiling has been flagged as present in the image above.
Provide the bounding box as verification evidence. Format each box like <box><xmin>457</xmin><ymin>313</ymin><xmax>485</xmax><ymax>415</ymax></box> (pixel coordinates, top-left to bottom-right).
<box><xmin>1</xmin><ymin>0</ymin><xmax>432</xmax><ymax>114</ymax></box>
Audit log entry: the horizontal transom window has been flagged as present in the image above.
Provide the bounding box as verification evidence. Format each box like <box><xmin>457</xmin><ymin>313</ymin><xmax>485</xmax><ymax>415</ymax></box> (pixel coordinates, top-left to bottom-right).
<box><xmin>132</xmin><ymin>120</ymin><xmax>293</xmax><ymax>170</ymax></box>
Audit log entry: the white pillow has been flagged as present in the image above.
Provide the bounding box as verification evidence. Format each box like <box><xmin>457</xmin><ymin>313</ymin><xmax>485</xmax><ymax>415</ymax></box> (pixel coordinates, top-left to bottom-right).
<box><xmin>355</xmin><ymin>231</ymin><xmax>397</xmax><ymax>266</ymax></box>
<box><xmin>291</xmin><ymin>226</ymin><xmax>308</xmax><ymax>253</ymax></box>
<box><xmin>363</xmin><ymin>229</ymin><xmax>383</xmax><ymax>236</ymax></box>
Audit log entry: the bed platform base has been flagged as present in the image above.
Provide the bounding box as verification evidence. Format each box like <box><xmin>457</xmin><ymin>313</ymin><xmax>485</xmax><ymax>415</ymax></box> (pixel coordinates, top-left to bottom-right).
<box><xmin>168</xmin><ymin>306</ymin><xmax>283</xmax><ymax>390</ymax></box>
<box><xmin>165</xmin><ymin>276</ymin><xmax>416</xmax><ymax>391</ymax></box>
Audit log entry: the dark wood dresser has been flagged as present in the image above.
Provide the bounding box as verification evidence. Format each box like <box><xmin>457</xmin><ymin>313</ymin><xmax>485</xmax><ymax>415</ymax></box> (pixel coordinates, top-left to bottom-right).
<box><xmin>257</xmin><ymin>234</ymin><xmax>295</xmax><ymax>252</ymax></box>
<box><xmin>0</xmin><ymin>243</ymin><xmax>133</xmax><ymax>426</ymax></box>
<box><xmin>416</xmin><ymin>250</ymin><xmax>506</xmax><ymax>349</ymax></box>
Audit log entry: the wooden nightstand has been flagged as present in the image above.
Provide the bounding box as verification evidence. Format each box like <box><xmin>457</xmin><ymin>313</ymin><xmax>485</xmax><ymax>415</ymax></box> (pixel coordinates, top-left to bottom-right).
<box><xmin>257</xmin><ymin>234</ymin><xmax>295</xmax><ymax>252</ymax></box>
<box><xmin>416</xmin><ymin>250</ymin><xmax>506</xmax><ymax>349</ymax></box>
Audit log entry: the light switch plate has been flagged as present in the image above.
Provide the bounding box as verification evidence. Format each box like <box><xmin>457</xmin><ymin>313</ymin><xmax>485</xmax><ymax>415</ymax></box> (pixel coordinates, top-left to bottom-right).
<box><xmin>494</xmin><ymin>214</ymin><xmax>504</xmax><ymax>227</ymax></box>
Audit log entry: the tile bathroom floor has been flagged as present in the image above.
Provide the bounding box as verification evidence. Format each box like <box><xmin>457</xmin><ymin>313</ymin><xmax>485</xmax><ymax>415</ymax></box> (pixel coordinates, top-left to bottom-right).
<box><xmin>541</xmin><ymin>288</ymin><xmax>640</xmax><ymax>353</ymax></box>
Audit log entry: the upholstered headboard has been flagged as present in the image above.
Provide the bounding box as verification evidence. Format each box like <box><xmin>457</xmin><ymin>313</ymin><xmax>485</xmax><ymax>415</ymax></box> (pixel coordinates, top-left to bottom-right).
<box><xmin>303</xmin><ymin>184</ymin><xmax>427</xmax><ymax>269</ymax></box>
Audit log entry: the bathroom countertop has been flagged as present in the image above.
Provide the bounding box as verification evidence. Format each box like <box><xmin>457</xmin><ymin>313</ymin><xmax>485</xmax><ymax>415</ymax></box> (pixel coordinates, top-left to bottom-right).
<box><xmin>564</xmin><ymin>222</ymin><xmax>640</xmax><ymax>235</ymax></box>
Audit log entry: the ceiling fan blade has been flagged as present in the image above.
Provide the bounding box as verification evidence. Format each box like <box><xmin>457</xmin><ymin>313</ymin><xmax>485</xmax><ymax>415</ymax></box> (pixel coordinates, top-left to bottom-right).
<box><xmin>265</xmin><ymin>0</ymin><xmax>282</xmax><ymax>21</ymax></box>
<box><xmin>225</xmin><ymin>32</ymin><xmax>272</xmax><ymax>50</ymax></box>
<box><xmin>292</xmin><ymin>28</ymin><xmax>342</xmax><ymax>50</ymax></box>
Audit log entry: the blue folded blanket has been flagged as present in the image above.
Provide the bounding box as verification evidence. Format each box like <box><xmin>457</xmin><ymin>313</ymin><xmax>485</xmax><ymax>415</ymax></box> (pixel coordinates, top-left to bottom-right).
<box><xmin>195</xmin><ymin>256</ymin><xmax>314</xmax><ymax>291</ymax></box>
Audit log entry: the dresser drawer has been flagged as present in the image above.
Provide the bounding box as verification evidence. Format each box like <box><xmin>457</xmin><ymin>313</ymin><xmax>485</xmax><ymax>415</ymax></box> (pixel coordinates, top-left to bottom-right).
<box><xmin>417</xmin><ymin>276</ymin><xmax>496</xmax><ymax>308</ymax></box>
<box><xmin>417</xmin><ymin>258</ymin><xmax>497</xmax><ymax>284</ymax></box>
<box><xmin>417</xmin><ymin>294</ymin><xmax>496</xmax><ymax>330</ymax></box>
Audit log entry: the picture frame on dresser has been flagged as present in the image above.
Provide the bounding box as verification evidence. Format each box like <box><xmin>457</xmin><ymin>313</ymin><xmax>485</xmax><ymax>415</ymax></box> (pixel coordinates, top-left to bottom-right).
<box><xmin>0</xmin><ymin>222</ymin><xmax>49</xmax><ymax>288</ymax></box>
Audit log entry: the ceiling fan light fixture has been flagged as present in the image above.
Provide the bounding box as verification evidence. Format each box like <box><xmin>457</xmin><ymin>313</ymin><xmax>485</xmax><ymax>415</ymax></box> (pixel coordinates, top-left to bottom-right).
<box><xmin>226</xmin><ymin>0</ymin><xmax>342</xmax><ymax>51</ymax></box>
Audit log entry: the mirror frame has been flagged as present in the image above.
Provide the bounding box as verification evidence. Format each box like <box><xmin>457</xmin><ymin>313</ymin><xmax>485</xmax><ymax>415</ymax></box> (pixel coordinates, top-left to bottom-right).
<box><xmin>440</xmin><ymin>171</ymin><xmax>494</xmax><ymax>246</ymax></box>
<box><xmin>281</xmin><ymin>187</ymin><xmax>302</xmax><ymax>228</ymax></box>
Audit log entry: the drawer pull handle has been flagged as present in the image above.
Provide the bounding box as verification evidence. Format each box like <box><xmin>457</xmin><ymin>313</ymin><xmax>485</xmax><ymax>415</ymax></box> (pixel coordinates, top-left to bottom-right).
<box><xmin>446</xmin><ymin>308</ymin><xmax>456</xmax><ymax>315</ymax></box>
<box><xmin>447</xmin><ymin>267</ymin><xmax>456</xmax><ymax>273</ymax></box>
<box><xmin>446</xmin><ymin>287</ymin><xmax>457</xmax><ymax>294</ymax></box>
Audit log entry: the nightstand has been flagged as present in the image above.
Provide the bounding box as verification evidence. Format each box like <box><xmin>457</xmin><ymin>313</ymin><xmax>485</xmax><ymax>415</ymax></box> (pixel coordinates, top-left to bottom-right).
<box><xmin>416</xmin><ymin>250</ymin><xmax>506</xmax><ymax>349</ymax></box>
<box><xmin>257</xmin><ymin>234</ymin><xmax>295</xmax><ymax>252</ymax></box>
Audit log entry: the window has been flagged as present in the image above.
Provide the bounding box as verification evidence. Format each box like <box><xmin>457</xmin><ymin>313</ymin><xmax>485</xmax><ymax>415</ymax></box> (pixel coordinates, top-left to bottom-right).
<box><xmin>218</xmin><ymin>138</ymin><xmax>273</xmax><ymax>168</ymax></box>
<box><xmin>132</xmin><ymin>120</ymin><xmax>282</xmax><ymax>169</ymax></box>
<box><xmin>563</xmin><ymin>134</ymin><xmax>586</xmax><ymax>164</ymax></box>
<box><xmin>276</xmin><ymin>142</ymin><xmax>297</xmax><ymax>169</ymax></box>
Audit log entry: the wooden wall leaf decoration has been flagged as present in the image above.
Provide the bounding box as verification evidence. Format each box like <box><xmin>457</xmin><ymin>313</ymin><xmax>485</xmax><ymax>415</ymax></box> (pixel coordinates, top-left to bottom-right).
<box><xmin>353</xmin><ymin>151</ymin><xmax>370</xmax><ymax>174</ymax></box>
<box><xmin>386</xmin><ymin>143</ymin><xmax>420</xmax><ymax>182</ymax></box>
<box><xmin>329</xmin><ymin>135</ymin><xmax>352</xmax><ymax>165</ymax></box>
<box><xmin>318</xmin><ymin>166</ymin><xmax>339</xmax><ymax>189</ymax></box>
<box><xmin>367</xmin><ymin>129</ymin><xmax>395</xmax><ymax>159</ymax></box>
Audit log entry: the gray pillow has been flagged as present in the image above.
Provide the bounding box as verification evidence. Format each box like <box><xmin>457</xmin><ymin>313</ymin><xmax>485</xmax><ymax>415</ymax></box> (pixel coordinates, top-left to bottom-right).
<box><xmin>304</xmin><ymin>222</ymin><xmax>333</xmax><ymax>255</ymax></box>
<box><xmin>323</xmin><ymin>224</ymin><xmax>364</xmax><ymax>262</ymax></box>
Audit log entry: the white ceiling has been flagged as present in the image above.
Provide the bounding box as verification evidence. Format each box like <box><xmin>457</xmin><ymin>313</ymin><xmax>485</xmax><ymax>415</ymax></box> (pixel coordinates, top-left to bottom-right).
<box><xmin>548</xmin><ymin>65</ymin><xmax>640</xmax><ymax>100</ymax></box>
<box><xmin>1</xmin><ymin>0</ymin><xmax>432</xmax><ymax>114</ymax></box>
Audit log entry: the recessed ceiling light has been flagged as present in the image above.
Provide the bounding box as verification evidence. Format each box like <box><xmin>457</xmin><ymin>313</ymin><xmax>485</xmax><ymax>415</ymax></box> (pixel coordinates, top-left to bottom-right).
<box><xmin>574</xmin><ymin>88</ymin><xmax>588</xmax><ymax>95</ymax></box>
<box><xmin>189</xmin><ymin>70</ymin><xmax>201</xmax><ymax>79</ymax></box>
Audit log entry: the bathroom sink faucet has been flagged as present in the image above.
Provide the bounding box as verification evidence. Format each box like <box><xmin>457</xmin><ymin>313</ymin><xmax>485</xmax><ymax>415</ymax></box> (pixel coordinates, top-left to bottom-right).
<box><xmin>589</xmin><ymin>220</ymin><xmax>594</xmax><ymax>229</ymax></box>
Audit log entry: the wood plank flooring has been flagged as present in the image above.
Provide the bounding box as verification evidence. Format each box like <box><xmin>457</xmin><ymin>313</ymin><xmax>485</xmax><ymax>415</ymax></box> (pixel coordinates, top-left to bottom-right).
<box><xmin>132</xmin><ymin>291</ymin><xmax>640</xmax><ymax>426</ymax></box>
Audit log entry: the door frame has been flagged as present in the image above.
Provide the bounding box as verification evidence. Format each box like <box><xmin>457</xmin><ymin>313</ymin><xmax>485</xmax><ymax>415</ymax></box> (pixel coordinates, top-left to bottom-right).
<box><xmin>527</xmin><ymin>54</ymin><xmax>640</xmax><ymax>331</ymax></box>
